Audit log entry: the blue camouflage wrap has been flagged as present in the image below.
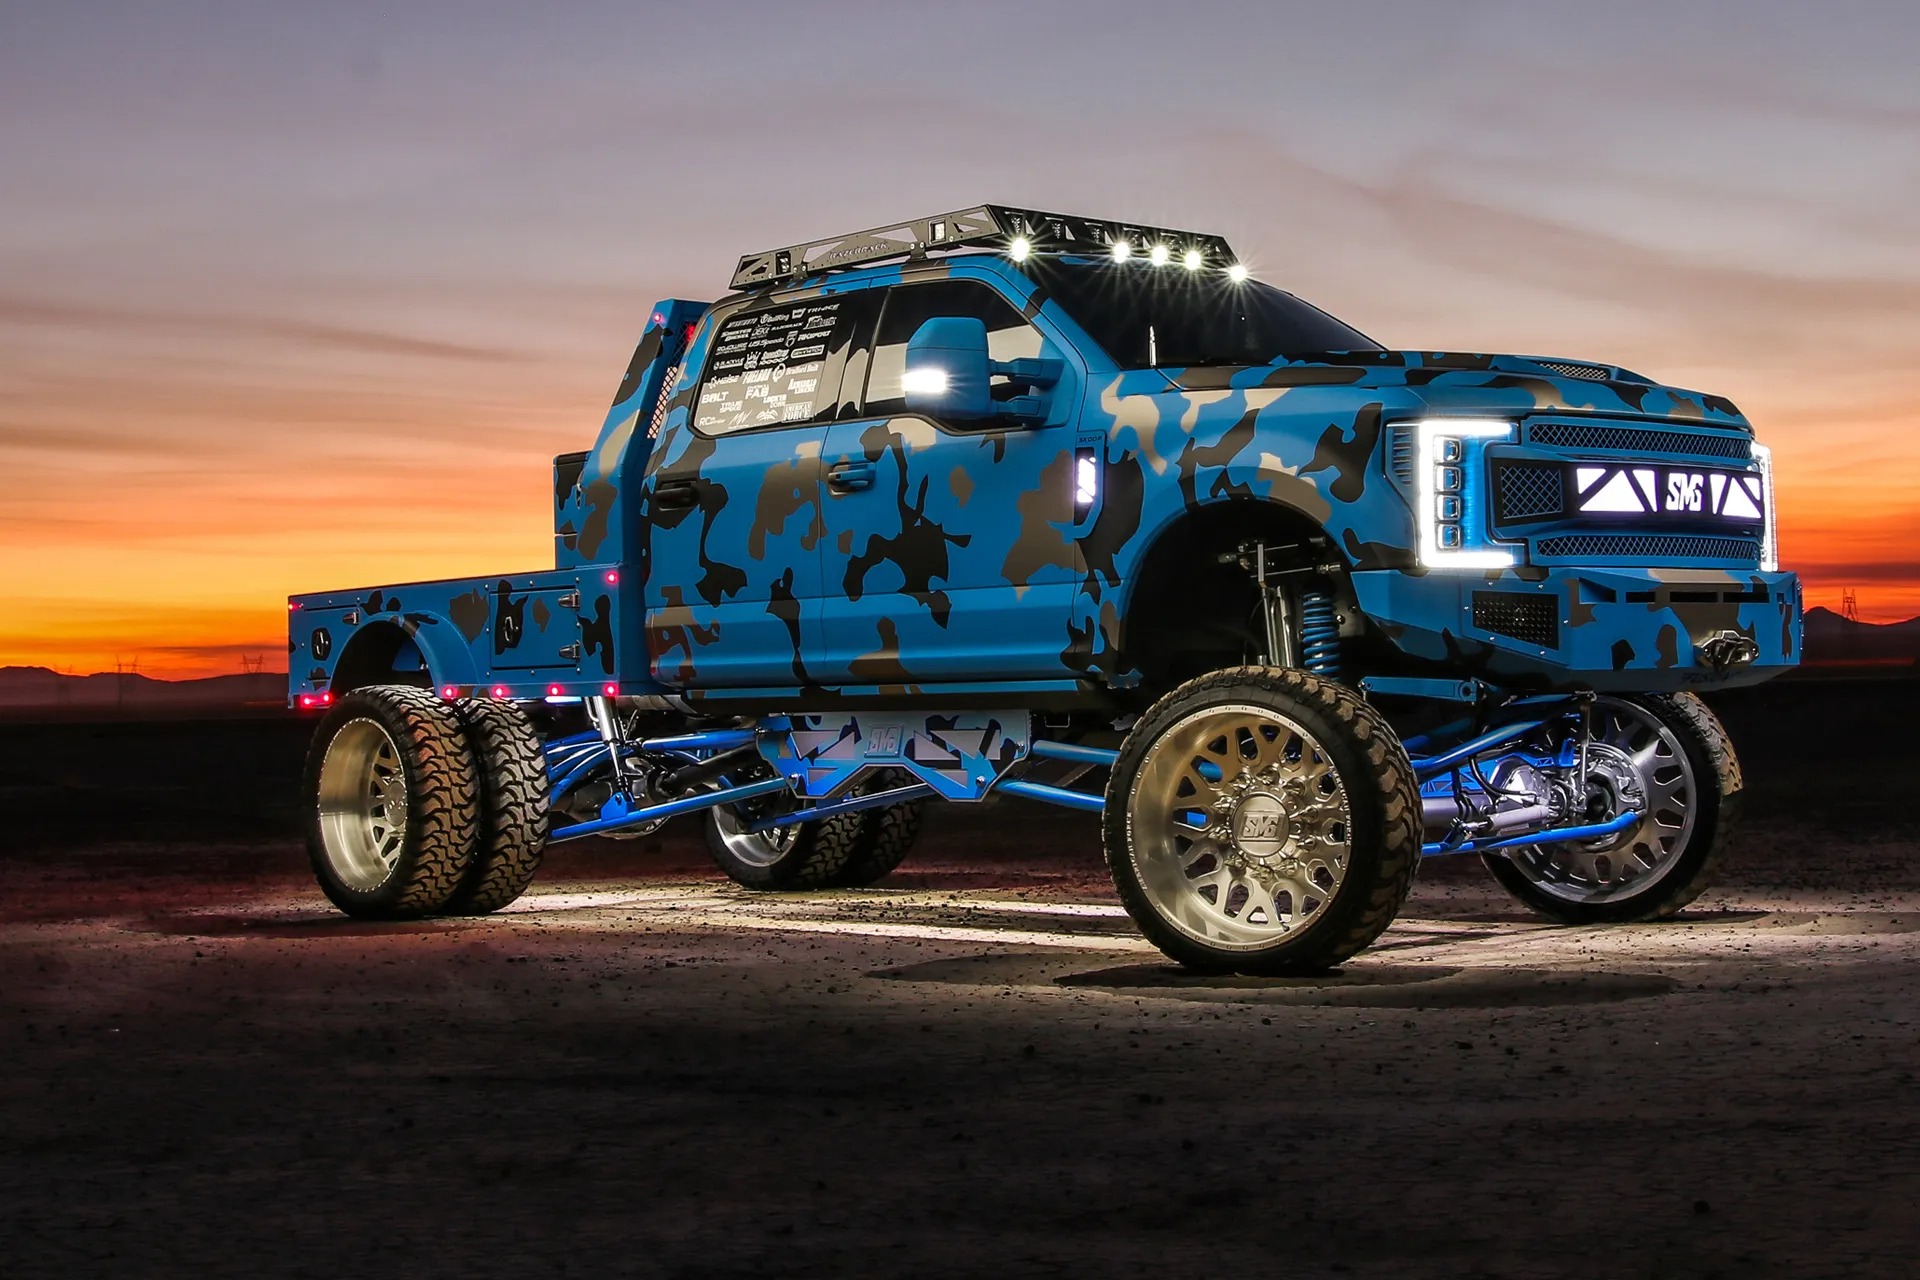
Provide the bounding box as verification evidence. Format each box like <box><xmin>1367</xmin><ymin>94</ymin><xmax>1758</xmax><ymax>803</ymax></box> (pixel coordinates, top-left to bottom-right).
<box><xmin>292</xmin><ymin>250</ymin><xmax>1799</xmax><ymax>707</ymax></box>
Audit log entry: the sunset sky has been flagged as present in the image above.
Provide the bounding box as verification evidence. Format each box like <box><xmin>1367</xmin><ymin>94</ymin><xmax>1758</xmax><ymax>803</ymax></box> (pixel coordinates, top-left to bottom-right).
<box><xmin>3</xmin><ymin>0</ymin><xmax>1917</xmax><ymax>677</ymax></box>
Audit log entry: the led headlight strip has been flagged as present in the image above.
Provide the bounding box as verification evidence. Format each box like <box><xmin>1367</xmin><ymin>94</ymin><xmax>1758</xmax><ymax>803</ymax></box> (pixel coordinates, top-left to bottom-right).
<box><xmin>1413</xmin><ymin>419</ymin><xmax>1518</xmax><ymax>569</ymax></box>
<box><xmin>1752</xmin><ymin>442</ymin><xmax>1778</xmax><ymax>572</ymax></box>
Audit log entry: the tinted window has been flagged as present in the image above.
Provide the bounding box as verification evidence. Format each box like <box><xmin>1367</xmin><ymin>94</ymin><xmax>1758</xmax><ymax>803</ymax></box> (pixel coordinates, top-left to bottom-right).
<box><xmin>1020</xmin><ymin>259</ymin><xmax>1379</xmax><ymax>368</ymax></box>
<box><xmin>863</xmin><ymin>280</ymin><xmax>1046</xmax><ymax>419</ymax></box>
<box><xmin>694</xmin><ymin>294</ymin><xmax>856</xmax><ymax>435</ymax></box>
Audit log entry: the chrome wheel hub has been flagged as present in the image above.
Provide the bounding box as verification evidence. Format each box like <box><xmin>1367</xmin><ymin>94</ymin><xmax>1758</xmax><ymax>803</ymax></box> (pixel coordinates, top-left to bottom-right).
<box><xmin>1130</xmin><ymin>704</ymin><xmax>1353</xmax><ymax>951</ymax></box>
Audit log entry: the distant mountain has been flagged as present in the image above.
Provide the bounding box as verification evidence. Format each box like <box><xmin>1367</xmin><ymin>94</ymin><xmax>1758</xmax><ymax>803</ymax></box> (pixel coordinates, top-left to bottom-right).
<box><xmin>0</xmin><ymin>666</ymin><xmax>287</xmax><ymax>710</ymax></box>
<box><xmin>1801</xmin><ymin>608</ymin><xmax>1920</xmax><ymax>664</ymax></box>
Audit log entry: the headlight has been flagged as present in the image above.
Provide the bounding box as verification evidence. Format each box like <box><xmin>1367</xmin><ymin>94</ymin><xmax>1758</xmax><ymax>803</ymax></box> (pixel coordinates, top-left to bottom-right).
<box><xmin>1411</xmin><ymin>419</ymin><xmax>1518</xmax><ymax>568</ymax></box>
<box><xmin>1752</xmin><ymin>442</ymin><xmax>1778</xmax><ymax>572</ymax></box>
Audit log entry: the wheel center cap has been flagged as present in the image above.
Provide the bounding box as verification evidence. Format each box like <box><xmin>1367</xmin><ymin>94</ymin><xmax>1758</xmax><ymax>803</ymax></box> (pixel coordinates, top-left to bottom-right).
<box><xmin>379</xmin><ymin>776</ymin><xmax>408</xmax><ymax>821</ymax></box>
<box><xmin>1231</xmin><ymin>792</ymin><xmax>1291</xmax><ymax>861</ymax></box>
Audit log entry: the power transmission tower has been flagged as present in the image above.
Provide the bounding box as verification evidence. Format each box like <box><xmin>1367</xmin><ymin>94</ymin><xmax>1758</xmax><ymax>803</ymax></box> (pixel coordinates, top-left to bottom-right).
<box><xmin>1840</xmin><ymin>589</ymin><xmax>1859</xmax><ymax>623</ymax></box>
<box><xmin>241</xmin><ymin>654</ymin><xmax>264</xmax><ymax>674</ymax></box>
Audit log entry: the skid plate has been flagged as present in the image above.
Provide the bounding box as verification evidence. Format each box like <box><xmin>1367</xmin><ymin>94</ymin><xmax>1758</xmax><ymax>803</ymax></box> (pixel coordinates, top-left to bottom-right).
<box><xmin>758</xmin><ymin>712</ymin><xmax>1030</xmax><ymax>801</ymax></box>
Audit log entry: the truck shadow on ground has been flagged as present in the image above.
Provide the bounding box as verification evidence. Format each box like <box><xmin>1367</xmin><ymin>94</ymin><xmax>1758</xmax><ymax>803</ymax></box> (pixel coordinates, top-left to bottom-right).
<box><xmin>872</xmin><ymin>952</ymin><xmax>1682</xmax><ymax>1008</ymax></box>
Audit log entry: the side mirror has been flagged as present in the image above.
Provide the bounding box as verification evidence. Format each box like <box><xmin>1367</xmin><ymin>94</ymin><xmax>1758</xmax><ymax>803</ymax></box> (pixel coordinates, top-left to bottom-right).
<box><xmin>903</xmin><ymin>317</ymin><xmax>994</xmax><ymax>420</ymax></box>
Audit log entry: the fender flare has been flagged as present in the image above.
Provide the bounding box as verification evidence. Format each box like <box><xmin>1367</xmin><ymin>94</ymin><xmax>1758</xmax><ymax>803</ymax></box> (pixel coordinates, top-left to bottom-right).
<box><xmin>331</xmin><ymin>616</ymin><xmax>482</xmax><ymax>693</ymax></box>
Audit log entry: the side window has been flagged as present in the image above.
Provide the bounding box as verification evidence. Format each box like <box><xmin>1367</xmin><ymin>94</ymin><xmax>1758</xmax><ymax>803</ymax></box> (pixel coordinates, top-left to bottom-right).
<box><xmin>863</xmin><ymin>280</ymin><xmax>1046</xmax><ymax>420</ymax></box>
<box><xmin>693</xmin><ymin>294</ymin><xmax>857</xmax><ymax>435</ymax></box>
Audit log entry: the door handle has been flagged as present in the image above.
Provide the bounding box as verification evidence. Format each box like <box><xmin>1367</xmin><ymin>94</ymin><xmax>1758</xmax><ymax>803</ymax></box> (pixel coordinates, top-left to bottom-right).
<box><xmin>827</xmin><ymin>461</ymin><xmax>875</xmax><ymax>492</ymax></box>
<box><xmin>652</xmin><ymin>480</ymin><xmax>699</xmax><ymax>510</ymax></box>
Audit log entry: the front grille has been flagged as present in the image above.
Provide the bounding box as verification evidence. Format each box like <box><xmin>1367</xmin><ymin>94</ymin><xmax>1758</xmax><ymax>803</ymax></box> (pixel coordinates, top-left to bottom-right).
<box><xmin>1495</xmin><ymin>463</ymin><xmax>1564</xmax><ymax>521</ymax></box>
<box><xmin>1534</xmin><ymin>533</ymin><xmax>1760</xmax><ymax>562</ymax></box>
<box><xmin>1472</xmin><ymin>592</ymin><xmax>1560</xmax><ymax>648</ymax></box>
<box><xmin>1528</xmin><ymin>420</ymin><xmax>1751</xmax><ymax>461</ymax></box>
<box><xmin>1534</xmin><ymin>359</ymin><xmax>1611</xmax><ymax>382</ymax></box>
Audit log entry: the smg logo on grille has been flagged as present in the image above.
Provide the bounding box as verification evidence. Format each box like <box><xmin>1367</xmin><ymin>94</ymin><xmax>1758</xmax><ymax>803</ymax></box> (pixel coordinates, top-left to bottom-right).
<box><xmin>1573</xmin><ymin>464</ymin><xmax>1764</xmax><ymax>524</ymax></box>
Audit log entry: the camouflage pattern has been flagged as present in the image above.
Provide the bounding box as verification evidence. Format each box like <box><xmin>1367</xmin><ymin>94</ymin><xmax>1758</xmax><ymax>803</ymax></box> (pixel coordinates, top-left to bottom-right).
<box><xmin>291</xmin><ymin>249</ymin><xmax>1799</xmax><ymax>707</ymax></box>
<box><xmin>288</xmin><ymin>568</ymin><xmax>621</xmax><ymax>700</ymax></box>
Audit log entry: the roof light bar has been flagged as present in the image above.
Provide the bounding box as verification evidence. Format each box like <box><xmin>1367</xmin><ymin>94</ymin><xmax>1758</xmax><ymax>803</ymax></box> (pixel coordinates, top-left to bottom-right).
<box><xmin>730</xmin><ymin>204</ymin><xmax>1237</xmax><ymax>290</ymax></box>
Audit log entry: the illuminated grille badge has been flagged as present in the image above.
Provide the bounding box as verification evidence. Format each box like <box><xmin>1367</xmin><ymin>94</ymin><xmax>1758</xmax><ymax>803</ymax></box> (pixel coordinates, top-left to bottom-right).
<box><xmin>1572</xmin><ymin>465</ymin><xmax>1764</xmax><ymax>522</ymax></box>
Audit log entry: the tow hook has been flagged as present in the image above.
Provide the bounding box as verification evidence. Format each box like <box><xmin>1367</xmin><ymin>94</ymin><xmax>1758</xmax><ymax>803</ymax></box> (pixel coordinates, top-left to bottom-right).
<box><xmin>1695</xmin><ymin>629</ymin><xmax>1760</xmax><ymax>674</ymax></box>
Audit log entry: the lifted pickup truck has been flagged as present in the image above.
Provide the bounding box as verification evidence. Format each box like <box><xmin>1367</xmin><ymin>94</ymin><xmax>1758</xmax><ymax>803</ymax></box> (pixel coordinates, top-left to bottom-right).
<box><xmin>291</xmin><ymin>204</ymin><xmax>1798</xmax><ymax>972</ymax></box>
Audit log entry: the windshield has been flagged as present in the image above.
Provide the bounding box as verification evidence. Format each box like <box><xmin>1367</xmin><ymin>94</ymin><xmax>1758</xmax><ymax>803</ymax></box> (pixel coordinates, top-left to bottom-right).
<box><xmin>1019</xmin><ymin>258</ymin><xmax>1380</xmax><ymax>368</ymax></box>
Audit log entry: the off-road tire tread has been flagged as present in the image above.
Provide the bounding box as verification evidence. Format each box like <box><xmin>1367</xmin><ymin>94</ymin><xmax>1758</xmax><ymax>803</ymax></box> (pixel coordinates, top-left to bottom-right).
<box><xmin>832</xmin><ymin>790</ymin><xmax>926</xmax><ymax>888</ymax></box>
<box><xmin>1483</xmin><ymin>692</ymin><xmax>1740</xmax><ymax>924</ymax></box>
<box><xmin>445</xmin><ymin>699</ymin><xmax>550</xmax><ymax>914</ymax></box>
<box><xmin>706</xmin><ymin>801</ymin><xmax>866</xmax><ymax>891</ymax></box>
<box><xmin>305</xmin><ymin>685</ymin><xmax>481</xmax><ymax>919</ymax></box>
<box><xmin>1105</xmin><ymin>665</ymin><xmax>1421</xmax><ymax>974</ymax></box>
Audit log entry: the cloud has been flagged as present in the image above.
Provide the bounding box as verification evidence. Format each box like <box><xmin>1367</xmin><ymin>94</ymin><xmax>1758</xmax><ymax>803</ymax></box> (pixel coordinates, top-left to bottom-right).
<box><xmin>0</xmin><ymin>293</ymin><xmax>531</xmax><ymax>363</ymax></box>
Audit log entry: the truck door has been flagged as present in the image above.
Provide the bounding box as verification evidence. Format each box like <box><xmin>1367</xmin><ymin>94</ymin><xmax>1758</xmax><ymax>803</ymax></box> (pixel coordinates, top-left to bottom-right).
<box><xmin>638</xmin><ymin>290</ymin><xmax>867</xmax><ymax>689</ymax></box>
<box><xmin>815</xmin><ymin>278</ymin><xmax>1083</xmax><ymax>685</ymax></box>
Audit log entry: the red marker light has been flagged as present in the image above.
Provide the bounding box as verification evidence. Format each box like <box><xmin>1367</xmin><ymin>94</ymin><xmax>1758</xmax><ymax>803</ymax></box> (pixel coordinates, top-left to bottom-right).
<box><xmin>547</xmin><ymin>684</ymin><xmax>563</xmax><ymax>697</ymax></box>
<box><xmin>604</xmin><ymin>569</ymin><xmax>619</xmax><ymax>585</ymax></box>
<box><xmin>298</xmin><ymin>694</ymin><xmax>314</xmax><ymax>708</ymax></box>
<box><xmin>490</xmin><ymin>685</ymin><xmax>508</xmax><ymax>699</ymax></box>
<box><xmin>651</xmin><ymin>311</ymin><xmax>666</xmax><ymax>327</ymax></box>
<box><xmin>441</xmin><ymin>686</ymin><xmax>458</xmax><ymax>699</ymax></box>
<box><xmin>319</xmin><ymin>691</ymin><xmax>333</xmax><ymax>706</ymax></box>
<box><xmin>289</xmin><ymin>602</ymin><xmax>302</xmax><ymax>611</ymax></box>
<box><xmin>602</xmin><ymin>682</ymin><xmax>618</xmax><ymax>697</ymax></box>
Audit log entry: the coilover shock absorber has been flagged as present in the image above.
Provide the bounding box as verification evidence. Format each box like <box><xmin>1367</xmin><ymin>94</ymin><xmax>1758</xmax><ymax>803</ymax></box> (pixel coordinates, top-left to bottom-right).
<box><xmin>1296</xmin><ymin>589</ymin><xmax>1341</xmax><ymax>679</ymax></box>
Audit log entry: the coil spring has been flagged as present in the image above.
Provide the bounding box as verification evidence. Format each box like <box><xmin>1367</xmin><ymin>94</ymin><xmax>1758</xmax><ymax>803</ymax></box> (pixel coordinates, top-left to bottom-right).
<box><xmin>1297</xmin><ymin>589</ymin><xmax>1341</xmax><ymax>679</ymax></box>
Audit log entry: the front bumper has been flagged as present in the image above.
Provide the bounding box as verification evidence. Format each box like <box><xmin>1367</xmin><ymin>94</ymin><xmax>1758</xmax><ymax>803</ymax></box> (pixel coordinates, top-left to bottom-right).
<box><xmin>1351</xmin><ymin>567</ymin><xmax>1801</xmax><ymax>693</ymax></box>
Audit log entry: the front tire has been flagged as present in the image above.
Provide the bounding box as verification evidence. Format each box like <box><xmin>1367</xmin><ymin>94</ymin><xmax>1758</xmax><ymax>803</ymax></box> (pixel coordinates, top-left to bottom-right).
<box><xmin>306</xmin><ymin>685</ymin><xmax>481</xmax><ymax>918</ymax></box>
<box><xmin>1482</xmin><ymin>693</ymin><xmax>1739</xmax><ymax>923</ymax></box>
<box><xmin>1104</xmin><ymin>666</ymin><xmax>1421</xmax><ymax>975</ymax></box>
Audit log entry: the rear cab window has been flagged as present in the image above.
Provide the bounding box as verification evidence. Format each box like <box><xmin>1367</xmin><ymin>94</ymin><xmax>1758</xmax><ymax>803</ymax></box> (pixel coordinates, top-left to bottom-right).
<box><xmin>693</xmin><ymin>293</ymin><xmax>862</xmax><ymax>435</ymax></box>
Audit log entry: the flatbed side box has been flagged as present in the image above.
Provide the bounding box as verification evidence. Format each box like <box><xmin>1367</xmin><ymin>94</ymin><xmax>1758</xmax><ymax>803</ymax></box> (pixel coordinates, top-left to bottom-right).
<box><xmin>288</xmin><ymin>566</ymin><xmax>624</xmax><ymax>703</ymax></box>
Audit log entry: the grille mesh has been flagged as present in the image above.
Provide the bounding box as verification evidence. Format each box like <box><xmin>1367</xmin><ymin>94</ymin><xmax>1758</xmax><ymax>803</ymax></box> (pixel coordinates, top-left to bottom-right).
<box><xmin>1528</xmin><ymin>421</ymin><xmax>1751</xmax><ymax>460</ymax></box>
<box><xmin>1472</xmin><ymin>592</ymin><xmax>1560</xmax><ymax>648</ymax></box>
<box><xmin>1495</xmin><ymin>464</ymin><xmax>1564</xmax><ymax>521</ymax></box>
<box><xmin>1534</xmin><ymin>360</ymin><xmax>1611</xmax><ymax>382</ymax></box>
<box><xmin>1534</xmin><ymin>534</ymin><xmax>1760</xmax><ymax>562</ymax></box>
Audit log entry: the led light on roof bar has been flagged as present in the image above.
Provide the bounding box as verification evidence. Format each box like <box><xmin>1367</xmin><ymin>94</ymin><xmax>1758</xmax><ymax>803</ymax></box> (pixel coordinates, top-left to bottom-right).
<box><xmin>1008</xmin><ymin>235</ymin><xmax>1031</xmax><ymax>263</ymax></box>
<box><xmin>1110</xmin><ymin>238</ymin><xmax>1131</xmax><ymax>263</ymax></box>
<box><xmin>1183</xmin><ymin>248</ymin><xmax>1204</xmax><ymax>271</ymax></box>
<box><xmin>1226</xmin><ymin>263</ymin><xmax>1249</xmax><ymax>283</ymax></box>
<box><xmin>1149</xmin><ymin>243</ymin><xmax>1170</xmax><ymax>266</ymax></box>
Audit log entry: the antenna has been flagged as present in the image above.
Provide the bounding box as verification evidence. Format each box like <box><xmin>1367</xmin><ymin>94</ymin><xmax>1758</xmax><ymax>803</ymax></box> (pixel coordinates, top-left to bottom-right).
<box><xmin>1840</xmin><ymin>589</ymin><xmax>1859</xmax><ymax>623</ymax></box>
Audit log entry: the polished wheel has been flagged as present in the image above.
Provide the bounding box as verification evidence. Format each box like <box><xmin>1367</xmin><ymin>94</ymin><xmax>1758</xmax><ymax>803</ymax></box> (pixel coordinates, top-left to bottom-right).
<box><xmin>1484</xmin><ymin>692</ymin><xmax>1740</xmax><ymax>924</ymax></box>
<box><xmin>1507</xmin><ymin>698</ymin><xmax>1696</xmax><ymax>903</ymax></box>
<box><xmin>710</xmin><ymin>801</ymin><xmax>800</xmax><ymax>869</ymax></box>
<box><xmin>316</xmin><ymin>718</ymin><xmax>408</xmax><ymax>891</ymax></box>
<box><xmin>303</xmin><ymin>685</ymin><xmax>481</xmax><ymax>919</ymax></box>
<box><xmin>1129</xmin><ymin>704</ymin><xmax>1353</xmax><ymax>950</ymax></box>
<box><xmin>1105</xmin><ymin>666</ymin><xmax>1421</xmax><ymax>975</ymax></box>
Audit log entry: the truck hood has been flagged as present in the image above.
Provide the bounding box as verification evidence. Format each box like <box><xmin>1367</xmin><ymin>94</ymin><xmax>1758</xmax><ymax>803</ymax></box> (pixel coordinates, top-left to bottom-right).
<box><xmin>1159</xmin><ymin>350</ymin><xmax>1750</xmax><ymax>430</ymax></box>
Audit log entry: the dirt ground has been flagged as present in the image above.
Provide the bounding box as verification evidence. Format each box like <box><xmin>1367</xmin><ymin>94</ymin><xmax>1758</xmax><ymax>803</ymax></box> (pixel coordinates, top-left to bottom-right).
<box><xmin>2</xmin><ymin>679</ymin><xmax>1917</xmax><ymax>1279</ymax></box>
